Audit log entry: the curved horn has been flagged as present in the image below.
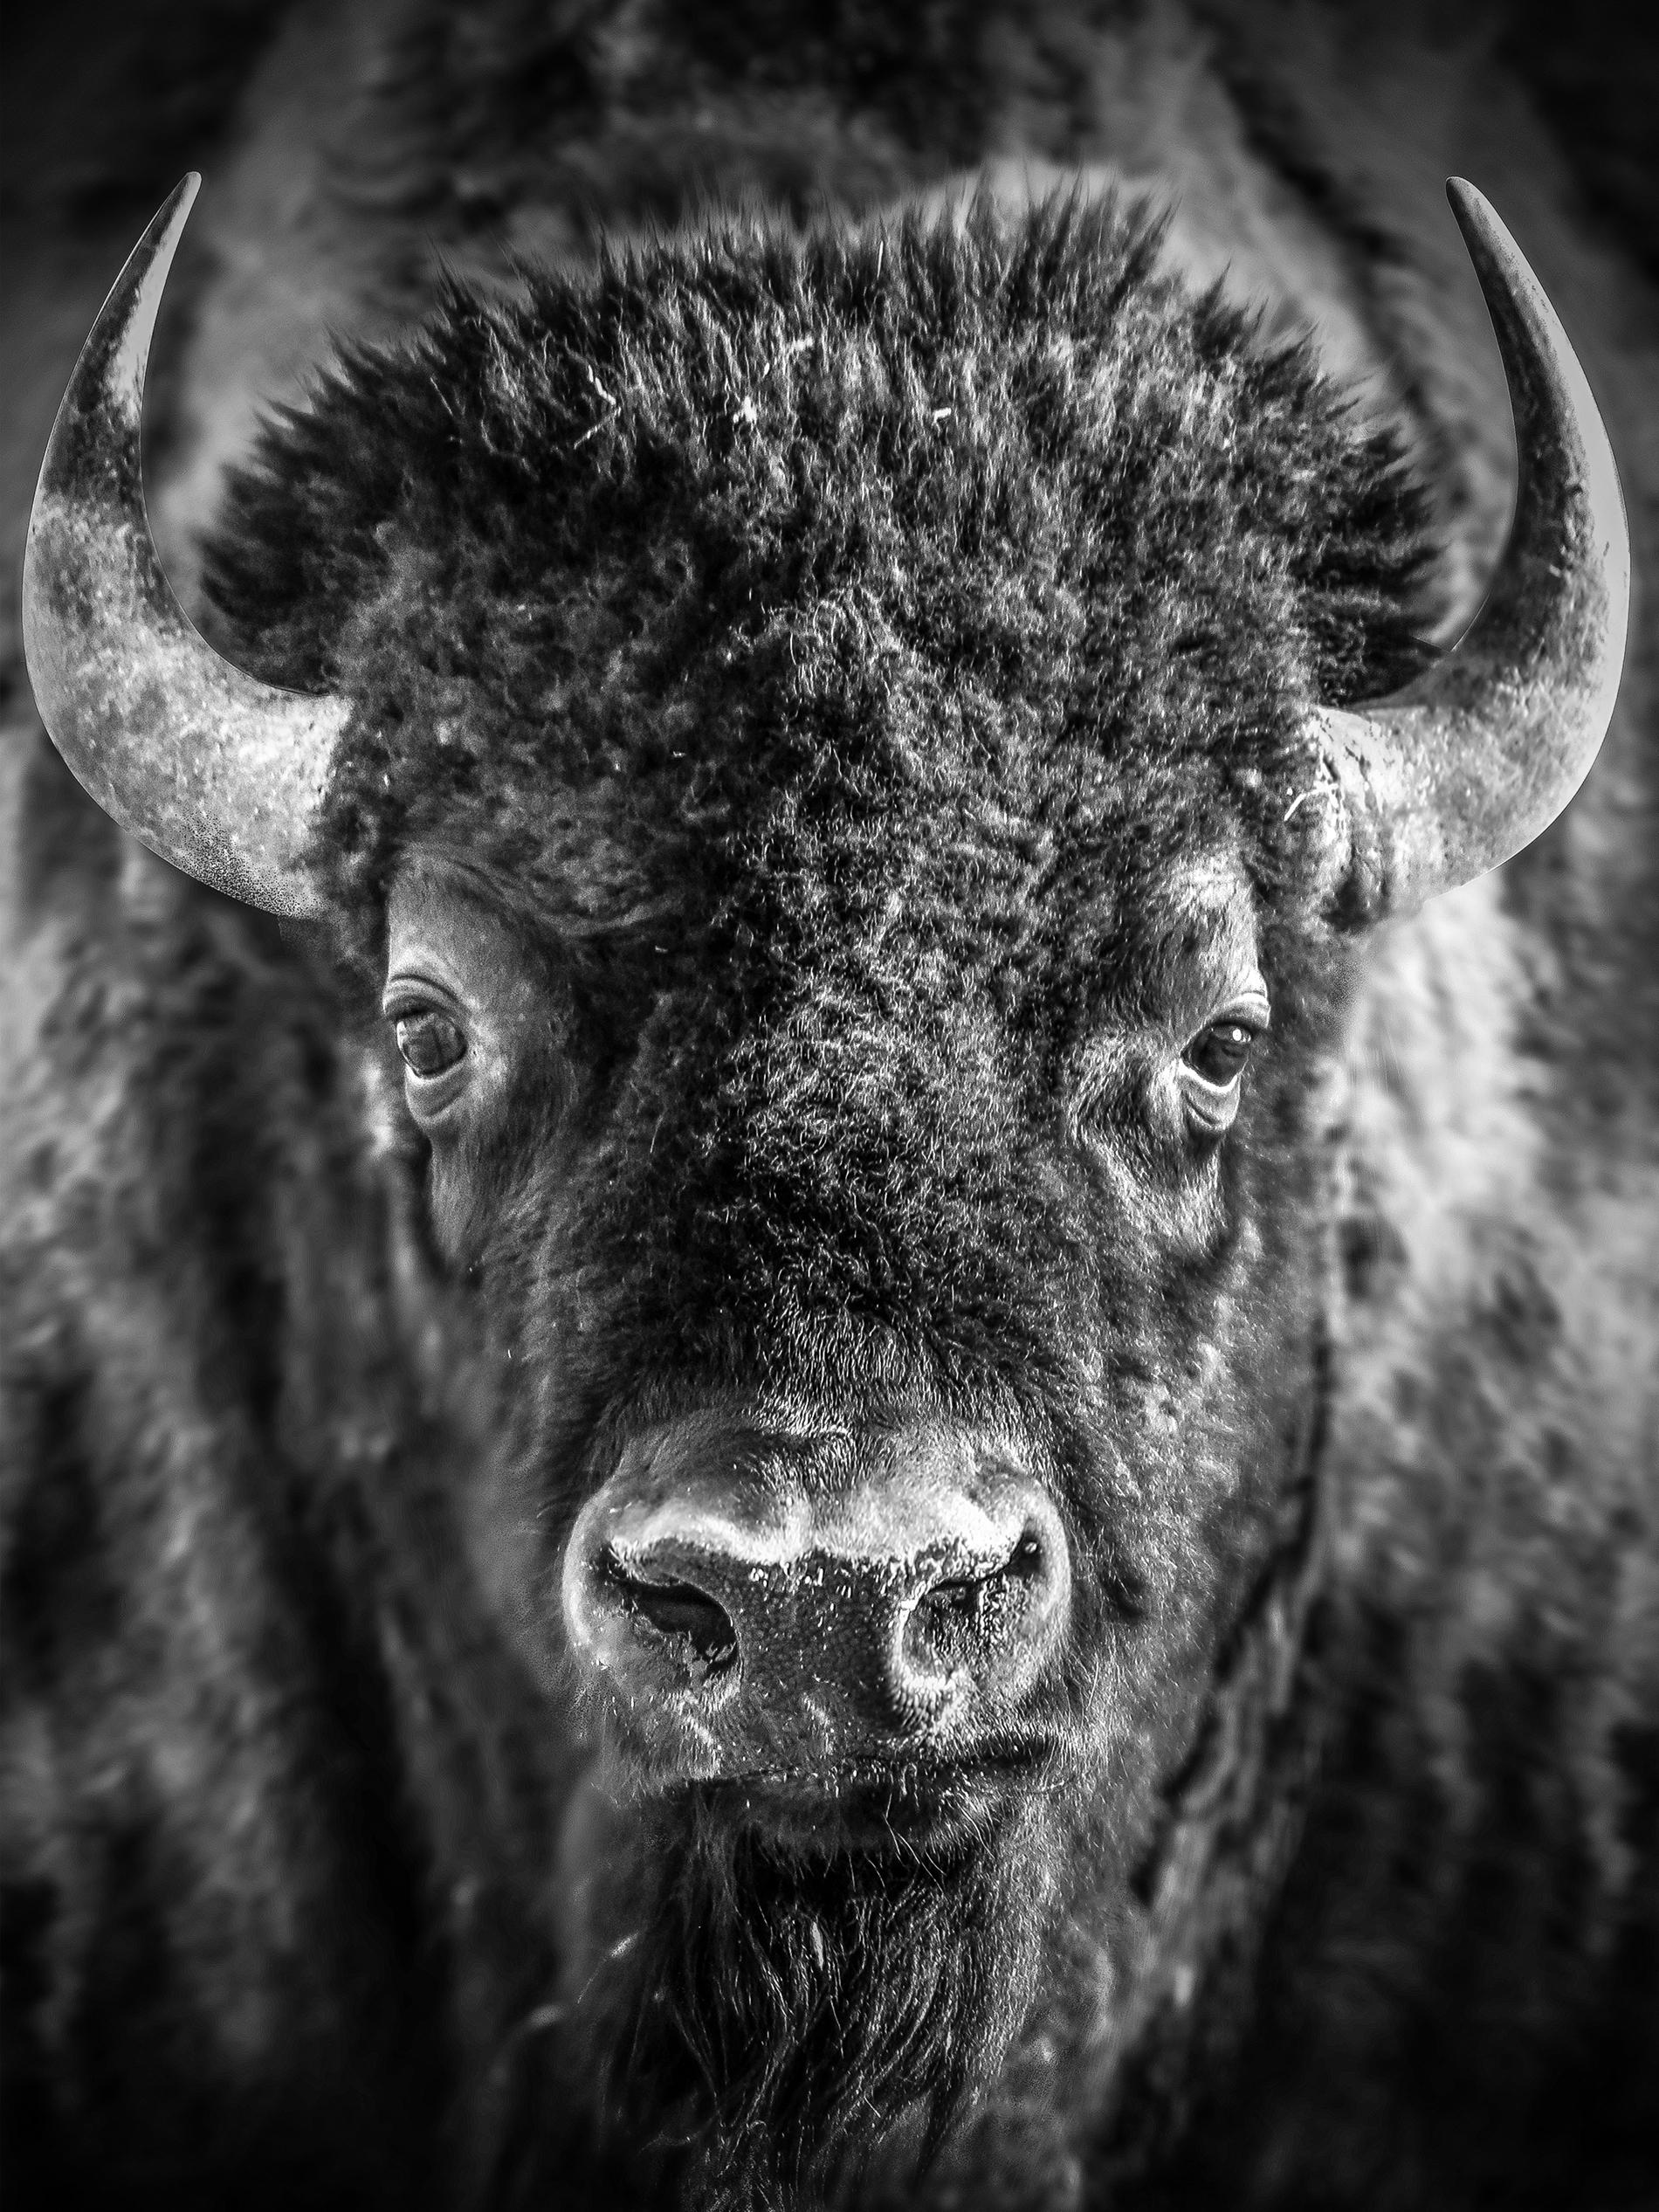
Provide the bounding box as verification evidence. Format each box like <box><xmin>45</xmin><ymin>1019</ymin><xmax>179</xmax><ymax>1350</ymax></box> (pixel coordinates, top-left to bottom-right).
<box><xmin>22</xmin><ymin>175</ymin><xmax>344</xmax><ymax>916</ymax></box>
<box><xmin>1315</xmin><ymin>178</ymin><xmax>1629</xmax><ymax>917</ymax></box>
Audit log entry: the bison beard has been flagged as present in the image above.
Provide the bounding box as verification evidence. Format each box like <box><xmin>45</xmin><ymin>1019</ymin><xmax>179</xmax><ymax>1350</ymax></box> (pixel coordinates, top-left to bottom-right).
<box><xmin>579</xmin><ymin>1790</ymin><xmax>1051</xmax><ymax>2209</ymax></box>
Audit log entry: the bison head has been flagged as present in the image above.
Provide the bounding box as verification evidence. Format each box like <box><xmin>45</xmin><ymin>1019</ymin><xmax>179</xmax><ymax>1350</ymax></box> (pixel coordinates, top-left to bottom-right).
<box><xmin>23</xmin><ymin>173</ymin><xmax>1627</xmax><ymax>2204</ymax></box>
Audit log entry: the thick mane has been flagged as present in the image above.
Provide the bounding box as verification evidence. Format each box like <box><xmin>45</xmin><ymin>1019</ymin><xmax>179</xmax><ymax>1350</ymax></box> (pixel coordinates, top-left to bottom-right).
<box><xmin>203</xmin><ymin>193</ymin><xmax>1431</xmax><ymax>928</ymax></box>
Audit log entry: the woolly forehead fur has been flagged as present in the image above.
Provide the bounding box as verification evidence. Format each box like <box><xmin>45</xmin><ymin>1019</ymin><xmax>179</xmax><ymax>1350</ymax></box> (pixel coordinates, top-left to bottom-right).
<box><xmin>209</xmin><ymin>191</ymin><xmax>1429</xmax><ymax>963</ymax></box>
<box><xmin>198</xmin><ymin>190</ymin><xmax>1435</xmax><ymax>1397</ymax></box>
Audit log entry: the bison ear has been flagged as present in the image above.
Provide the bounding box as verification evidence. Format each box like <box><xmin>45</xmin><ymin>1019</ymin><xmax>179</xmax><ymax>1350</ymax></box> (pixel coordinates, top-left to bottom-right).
<box><xmin>22</xmin><ymin>175</ymin><xmax>344</xmax><ymax>916</ymax></box>
<box><xmin>1312</xmin><ymin>178</ymin><xmax>1629</xmax><ymax>920</ymax></box>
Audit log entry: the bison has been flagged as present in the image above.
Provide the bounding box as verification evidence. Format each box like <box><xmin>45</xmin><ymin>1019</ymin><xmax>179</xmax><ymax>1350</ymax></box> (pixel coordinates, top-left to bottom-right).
<box><xmin>3</xmin><ymin>8</ymin><xmax>1656</xmax><ymax>2211</ymax></box>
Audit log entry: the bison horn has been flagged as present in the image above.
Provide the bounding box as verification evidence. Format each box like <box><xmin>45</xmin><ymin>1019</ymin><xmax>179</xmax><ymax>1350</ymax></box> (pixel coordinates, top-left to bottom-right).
<box><xmin>1314</xmin><ymin>178</ymin><xmax>1629</xmax><ymax>918</ymax></box>
<box><xmin>23</xmin><ymin>178</ymin><xmax>1625</xmax><ymax>923</ymax></box>
<box><xmin>22</xmin><ymin>175</ymin><xmax>344</xmax><ymax>916</ymax></box>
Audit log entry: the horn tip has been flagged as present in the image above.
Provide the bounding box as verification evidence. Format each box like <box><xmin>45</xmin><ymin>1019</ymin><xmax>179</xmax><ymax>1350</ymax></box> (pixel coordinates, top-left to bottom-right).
<box><xmin>155</xmin><ymin>171</ymin><xmax>203</xmax><ymax>246</ymax></box>
<box><xmin>1443</xmin><ymin>177</ymin><xmax>1518</xmax><ymax>272</ymax></box>
<box><xmin>1446</xmin><ymin>176</ymin><xmax>1490</xmax><ymax>231</ymax></box>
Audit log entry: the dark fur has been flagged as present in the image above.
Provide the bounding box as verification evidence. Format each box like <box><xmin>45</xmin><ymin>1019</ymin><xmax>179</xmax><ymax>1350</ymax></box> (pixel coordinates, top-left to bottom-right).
<box><xmin>574</xmin><ymin>1795</ymin><xmax>1052</xmax><ymax>2209</ymax></box>
<box><xmin>186</xmin><ymin>191</ymin><xmax>1433</xmax><ymax>2206</ymax></box>
<box><xmin>209</xmin><ymin>194</ymin><xmax>1427</xmax><ymax>921</ymax></box>
<box><xmin>4</xmin><ymin>7</ymin><xmax>1657</xmax><ymax>2209</ymax></box>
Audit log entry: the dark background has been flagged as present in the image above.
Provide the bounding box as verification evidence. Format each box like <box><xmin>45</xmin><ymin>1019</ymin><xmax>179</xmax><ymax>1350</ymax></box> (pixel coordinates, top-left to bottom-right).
<box><xmin>3</xmin><ymin>1</ymin><xmax>1656</xmax><ymax>263</ymax></box>
<box><xmin>3</xmin><ymin>1</ymin><xmax>1659</xmax><ymax>260</ymax></box>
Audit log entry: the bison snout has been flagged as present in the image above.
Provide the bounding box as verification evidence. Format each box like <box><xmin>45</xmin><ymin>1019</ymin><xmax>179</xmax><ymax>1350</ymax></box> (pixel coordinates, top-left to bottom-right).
<box><xmin>561</xmin><ymin>1416</ymin><xmax>1070</xmax><ymax>1782</ymax></box>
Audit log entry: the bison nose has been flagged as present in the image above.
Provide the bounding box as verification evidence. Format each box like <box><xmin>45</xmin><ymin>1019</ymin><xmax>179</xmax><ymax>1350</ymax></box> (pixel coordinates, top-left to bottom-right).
<box><xmin>561</xmin><ymin>1416</ymin><xmax>1070</xmax><ymax>1781</ymax></box>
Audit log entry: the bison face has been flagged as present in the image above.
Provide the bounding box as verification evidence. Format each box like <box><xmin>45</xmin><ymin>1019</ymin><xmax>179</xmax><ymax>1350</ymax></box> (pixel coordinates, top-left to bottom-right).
<box><xmin>368</xmin><ymin>824</ymin><xmax>1330</xmax><ymax>2195</ymax></box>
<box><xmin>24</xmin><ymin>173</ymin><xmax>1625</xmax><ymax>2206</ymax></box>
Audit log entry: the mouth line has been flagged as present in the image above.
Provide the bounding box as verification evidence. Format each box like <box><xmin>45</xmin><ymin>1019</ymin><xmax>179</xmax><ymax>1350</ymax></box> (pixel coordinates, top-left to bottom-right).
<box><xmin>693</xmin><ymin>1740</ymin><xmax>1064</xmax><ymax>1800</ymax></box>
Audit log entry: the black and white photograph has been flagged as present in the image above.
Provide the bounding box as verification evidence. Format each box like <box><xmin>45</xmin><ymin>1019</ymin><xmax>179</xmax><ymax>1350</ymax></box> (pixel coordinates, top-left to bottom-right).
<box><xmin>3</xmin><ymin>3</ymin><xmax>1656</xmax><ymax>2207</ymax></box>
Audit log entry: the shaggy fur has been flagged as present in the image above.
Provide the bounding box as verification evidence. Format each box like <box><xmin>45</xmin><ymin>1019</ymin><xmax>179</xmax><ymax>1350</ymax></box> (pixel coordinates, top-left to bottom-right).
<box><xmin>571</xmin><ymin>1795</ymin><xmax>1055</xmax><ymax>2209</ymax></box>
<box><xmin>4</xmin><ymin>6</ymin><xmax>1657</xmax><ymax>2211</ymax></box>
<box><xmin>208</xmin><ymin>193</ymin><xmax>1427</xmax><ymax>914</ymax></box>
<box><xmin>192</xmin><ymin>190</ymin><xmax>1436</xmax><ymax>2209</ymax></box>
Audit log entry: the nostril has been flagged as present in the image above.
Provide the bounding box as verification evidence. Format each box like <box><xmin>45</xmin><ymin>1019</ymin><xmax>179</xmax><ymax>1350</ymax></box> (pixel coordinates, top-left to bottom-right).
<box><xmin>903</xmin><ymin>1525</ymin><xmax>1056</xmax><ymax>1678</ymax></box>
<box><xmin>601</xmin><ymin>1554</ymin><xmax>739</xmax><ymax>1671</ymax></box>
<box><xmin>1006</xmin><ymin>1528</ymin><xmax>1049</xmax><ymax>1583</ymax></box>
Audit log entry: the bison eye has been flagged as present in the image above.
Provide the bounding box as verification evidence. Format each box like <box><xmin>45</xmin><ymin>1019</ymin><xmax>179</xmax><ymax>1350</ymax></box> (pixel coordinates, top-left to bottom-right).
<box><xmin>1182</xmin><ymin>1020</ymin><xmax>1258</xmax><ymax>1087</ymax></box>
<box><xmin>394</xmin><ymin>1009</ymin><xmax>467</xmax><ymax>1078</ymax></box>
